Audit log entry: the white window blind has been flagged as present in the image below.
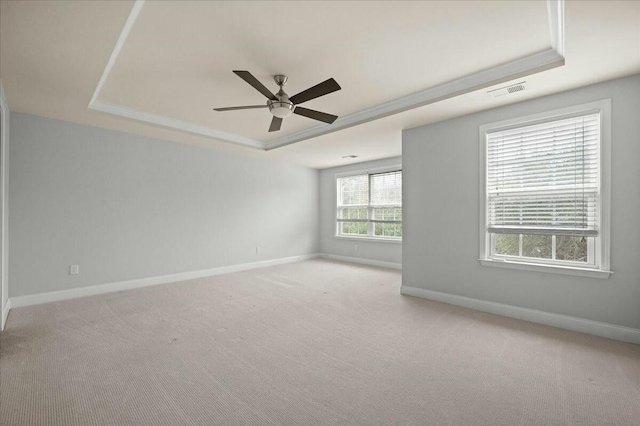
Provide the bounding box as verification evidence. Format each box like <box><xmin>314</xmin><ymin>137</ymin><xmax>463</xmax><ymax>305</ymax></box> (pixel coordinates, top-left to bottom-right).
<box><xmin>338</xmin><ymin>174</ymin><xmax>369</xmax><ymax>224</ymax></box>
<box><xmin>370</xmin><ymin>171</ymin><xmax>402</xmax><ymax>224</ymax></box>
<box><xmin>486</xmin><ymin>113</ymin><xmax>600</xmax><ymax>237</ymax></box>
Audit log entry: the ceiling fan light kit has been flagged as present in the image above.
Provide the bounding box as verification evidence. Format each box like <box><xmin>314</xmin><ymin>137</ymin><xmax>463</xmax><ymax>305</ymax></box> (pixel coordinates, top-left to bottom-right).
<box><xmin>214</xmin><ymin>70</ymin><xmax>341</xmax><ymax>132</ymax></box>
<box><xmin>268</xmin><ymin>101</ymin><xmax>295</xmax><ymax>119</ymax></box>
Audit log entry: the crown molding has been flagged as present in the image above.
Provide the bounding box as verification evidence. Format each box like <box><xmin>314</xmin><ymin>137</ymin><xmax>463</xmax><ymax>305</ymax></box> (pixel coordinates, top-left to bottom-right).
<box><xmin>89</xmin><ymin>100</ymin><xmax>264</xmax><ymax>149</ymax></box>
<box><xmin>548</xmin><ymin>0</ymin><xmax>565</xmax><ymax>57</ymax></box>
<box><xmin>89</xmin><ymin>0</ymin><xmax>145</xmax><ymax>107</ymax></box>
<box><xmin>88</xmin><ymin>0</ymin><xmax>565</xmax><ymax>152</ymax></box>
<box><xmin>266</xmin><ymin>49</ymin><xmax>564</xmax><ymax>150</ymax></box>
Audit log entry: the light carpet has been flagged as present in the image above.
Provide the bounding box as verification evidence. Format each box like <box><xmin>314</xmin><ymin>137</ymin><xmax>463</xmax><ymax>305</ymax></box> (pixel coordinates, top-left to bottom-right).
<box><xmin>1</xmin><ymin>259</ymin><xmax>640</xmax><ymax>425</ymax></box>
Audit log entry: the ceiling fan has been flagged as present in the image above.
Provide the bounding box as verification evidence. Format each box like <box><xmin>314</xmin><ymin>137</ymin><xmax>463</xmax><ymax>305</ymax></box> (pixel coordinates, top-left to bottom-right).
<box><xmin>214</xmin><ymin>71</ymin><xmax>341</xmax><ymax>132</ymax></box>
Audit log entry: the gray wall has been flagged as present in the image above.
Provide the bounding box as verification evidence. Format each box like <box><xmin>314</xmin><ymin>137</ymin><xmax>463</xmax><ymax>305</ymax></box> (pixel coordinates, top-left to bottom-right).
<box><xmin>9</xmin><ymin>113</ymin><xmax>319</xmax><ymax>297</ymax></box>
<box><xmin>403</xmin><ymin>74</ymin><xmax>640</xmax><ymax>330</ymax></box>
<box><xmin>320</xmin><ymin>157</ymin><xmax>402</xmax><ymax>265</ymax></box>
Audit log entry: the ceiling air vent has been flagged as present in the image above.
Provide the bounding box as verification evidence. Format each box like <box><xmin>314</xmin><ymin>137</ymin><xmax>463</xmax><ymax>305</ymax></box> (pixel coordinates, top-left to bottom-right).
<box><xmin>488</xmin><ymin>81</ymin><xmax>527</xmax><ymax>98</ymax></box>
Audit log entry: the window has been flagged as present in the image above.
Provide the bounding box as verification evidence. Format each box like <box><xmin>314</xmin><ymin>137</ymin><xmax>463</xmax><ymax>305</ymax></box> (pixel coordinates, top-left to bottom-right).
<box><xmin>479</xmin><ymin>100</ymin><xmax>611</xmax><ymax>278</ymax></box>
<box><xmin>336</xmin><ymin>168</ymin><xmax>402</xmax><ymax>240</ymax></box>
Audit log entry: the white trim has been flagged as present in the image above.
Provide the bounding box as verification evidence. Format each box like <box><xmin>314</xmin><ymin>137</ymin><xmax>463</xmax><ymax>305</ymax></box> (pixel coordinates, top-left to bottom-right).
<box><xmin>9</xmin><ymin>254</ymin><xmax>320</xmax><ymax>309</ymax></box>
<box><xmin>87</xmin><ymin>1</ymin><xmax>566</xmax><ymax>151</ymax></box>
<box><xmin>89</xmin><ymin>0</ymin><xmax>145</xmax><ymax>106</ymax></box>
<box><xmin>479</xmin><ymin>125</ymin><xmax>488</xmax><ymax>264</ymax></box>
<box><xmin>267</xmin><ymin>49</ymin><xmax>564</xmax><ymax>150</ymax></box>
<box><xmin>547</xmin><ymin>0</ymin><xmax>565</xmax><ymax>57</ymax></box>
<box><xmin>334</xmin><ymin>164</ymin><xmax>402</xmax><ymax>179</ymax></box>
<box><xmin>86</xmin><ymin>0</ymin><xmax>263</xmax><ymax>150</ymax></box>
<box><xmin>479</xmin><ymin>100</ymin><xmax>609</xmax><ymax>135</ymax></box>
<box><xmin>0</xmin><ymin>82</ymin><xmax>8</xmax><ymax>332</ymax></box>
<box><xmin>333</xmin><ymin>235</ymin><xmax>402</xmax><ymax>244</ymax></box>
<box><xmin>478</xmin><ymin>99</ymin><xmax>612</xmax><ymax>276</ymax></box>
<box><xmin>320</xmin><ymin>253</ymin><xmax>401</xmax><ymax>270</ymax></box>
<box><xmin>89</xmin><ymin>101</ymin><xmax>263</xmax><ymax>149</ymax></box>
<box><xmin>599</xmin><ymin>99</ymin><xmax>612</xmax><ymax>272</ymax></box>
<box><xmin>400</xmin><ymin>285</ymin><xmax>640</xmax><ymax>345</ymax></box>
<box><xmin>479</xmin><ymin>259</ymin><xmax>612</xmax><ymax>279</ymax></box>
<box><xmin>1</xmin><ymin>298</ymin><xmax>9</xmax><ymax>331</ymax></box>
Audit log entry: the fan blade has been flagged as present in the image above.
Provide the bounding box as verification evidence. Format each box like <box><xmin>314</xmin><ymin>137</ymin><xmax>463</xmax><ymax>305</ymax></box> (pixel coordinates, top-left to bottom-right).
<box><xmin>293</xmin><ymin>107</ymin><xmax>338</xmax><ymax>124</ymax></box>
<box><xmin>233</xmin><ymin>71</ymin><xmax>277</xmax><ymax>100</ymax></box>
<box><xmin>289</xmin><ymin>78</ymin><xmax>341</xmax><ymax>105</ymax></box>
<box><xmin>269</xmin><ymin>116</ymin><xmax>283</xmax><ymax>132</ymax></box>
<box><xmin>214</xmin><ymin>105</ymin><xmax>267</xmax><ymax>112</ymax></box>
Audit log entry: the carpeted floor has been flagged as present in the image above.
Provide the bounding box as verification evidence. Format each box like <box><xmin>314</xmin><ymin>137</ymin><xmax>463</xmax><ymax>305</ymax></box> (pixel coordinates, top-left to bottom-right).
<box><xmin>1</xmin><ymin>259</ymin><xmax>640</xmax><ymax>425</ymax></box>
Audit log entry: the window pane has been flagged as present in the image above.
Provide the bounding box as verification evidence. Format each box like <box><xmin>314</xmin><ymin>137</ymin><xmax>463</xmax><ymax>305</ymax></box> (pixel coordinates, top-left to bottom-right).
<box><xmin>371</xmin><ymin>171</ymin><xmax>401</xmax><ymax>205</ymax></box>
<box><xmin>495</xmin><ymin>233</ymin><xmax>519</xmax><ymax>256</ymax></box>
<box><xmin>372</xmin><ymin>207</ymin><xmax>402</xmax><ymax>221</ymax></box>
<box><xmin>340</xmin><ymin>222</ymin><xmax>367</xmax><ymax>235</ymax></box>
<box><xmin>338</xmin><ymin>175</ymin><xmax>369</xmax><ymax>206</ymax></box>
<box><xmin>374</xmin><ymin>223</ymin><xmax>402</xmax><ymax>238</ymax></box>
<box><xmin>339</xmin><ymin>207</ymin><xmax>367</xmax><ymax>220</ymax></box>
<box><xmin>522</xmin><ymin>234</ymin><xmax>552</xmax><ymax>259</ymax></box>
<box><xmin>556</xmin><ymin>236</ymin><xmax>589</xmax><ymax>262</ymax></box>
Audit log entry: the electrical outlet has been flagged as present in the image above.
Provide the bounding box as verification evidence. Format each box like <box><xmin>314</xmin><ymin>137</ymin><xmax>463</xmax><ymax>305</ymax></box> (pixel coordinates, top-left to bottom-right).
<box><xmin>256</xmin><ymin>246</ymin><xmax>261</xmax><ymax>254</ymax></box>
<box><xmin>69</xmin><ymin>265</ymin><xmax>79</xmax><ymax>275</ymax></box>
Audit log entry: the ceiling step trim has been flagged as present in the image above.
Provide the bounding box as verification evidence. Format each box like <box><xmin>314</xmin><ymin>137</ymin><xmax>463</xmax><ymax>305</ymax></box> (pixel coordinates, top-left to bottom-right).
<box><xmin>90</xmin><ymin>101</ymin><xmax>264</xmax><ymax>149</ymax></box>
<box><xmin>266</xmin><ymin>48</ymin><xmax>564</xmax><ymax>150</ymax></box>
<box><xmin>87</xmin><ymin>0</ymin><xmax>265</xmax><ymax>150</ymax></box>
<box><xmin>88</xmin><ymin>0</ymin><xmax>565</xmax><ymax>152</ymax></box>
<box><xmin>88</xmin><ymin>0</ymin><xmax>145</xmax><ymax>107</ymax></box>
<box><xmin>548</xmin><ymin>0</ymin><xmax>565</xmax><ymax>57</ymax></box>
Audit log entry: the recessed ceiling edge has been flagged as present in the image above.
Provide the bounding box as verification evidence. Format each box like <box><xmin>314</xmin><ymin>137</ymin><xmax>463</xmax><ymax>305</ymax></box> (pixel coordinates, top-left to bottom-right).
<box><xmin>87</xmin><ymin>0</ymin><xmax>565</xmax><ymax>152</ymax></box>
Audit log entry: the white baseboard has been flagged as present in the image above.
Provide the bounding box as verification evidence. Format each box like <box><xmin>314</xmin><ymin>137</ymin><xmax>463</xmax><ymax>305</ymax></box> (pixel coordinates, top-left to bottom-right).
<box><xmin>9</xmin><ymin>254</ymin><xmax>321</xmax><ymax>310</ymax></box>
<box><xmin>320</xmin><ymin>253</ymin><xmax>401</xmax><ymax>270</ymax></box>
<box><xmin>1</xmin><ymin>298</ymin><xmax>9</xmax><ymax>331</ymax></box>
<box><xmin>400</xmin><ymin>285</ymin><xmax>640</xmax><ymax>345</ymax></box>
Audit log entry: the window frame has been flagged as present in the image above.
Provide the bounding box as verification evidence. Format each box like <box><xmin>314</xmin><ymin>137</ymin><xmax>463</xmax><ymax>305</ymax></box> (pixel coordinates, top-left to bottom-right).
<box><xmin>479</xmin><ymin>100</ymin><xmax>612</xmax><ymax>279</ymax></box>
<box><xmin>335</xmin><ymin>165</ymin><xmax>402</xmax><ymax>243</ymax></box>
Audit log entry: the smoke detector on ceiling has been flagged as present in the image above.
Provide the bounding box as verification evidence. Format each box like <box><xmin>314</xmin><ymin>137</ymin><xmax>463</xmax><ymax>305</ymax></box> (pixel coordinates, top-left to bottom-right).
<box><xmin>487</xmin><ymin>81</ymin><xmax>527</xmax><ymax>98</ymax></box>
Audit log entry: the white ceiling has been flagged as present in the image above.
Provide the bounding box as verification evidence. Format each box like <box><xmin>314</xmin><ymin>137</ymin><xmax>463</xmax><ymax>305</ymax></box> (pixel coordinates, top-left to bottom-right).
<box><xmin>1</xmin><ymin>1</ymin><xmax>639</xmax><ymax>169</ymax></box>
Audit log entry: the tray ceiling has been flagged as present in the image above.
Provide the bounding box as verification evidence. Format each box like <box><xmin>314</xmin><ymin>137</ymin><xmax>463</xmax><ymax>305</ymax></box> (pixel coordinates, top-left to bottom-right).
<box><xmin>96</xmin><ymin>1</ymin><xmax>550</xmax><ymax>143</ymax></box>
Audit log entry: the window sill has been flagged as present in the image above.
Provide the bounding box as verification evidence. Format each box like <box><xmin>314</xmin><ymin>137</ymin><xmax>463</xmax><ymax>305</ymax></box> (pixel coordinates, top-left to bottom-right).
<box><xmin>479</xmin><ymin>258</ymin><xmax>613</xmax><ymax>279</ymax></box>
<box><xmin>334</xmin><ymin>235</ymin><xmax>402</xmax><ymax>244</ymax></box>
